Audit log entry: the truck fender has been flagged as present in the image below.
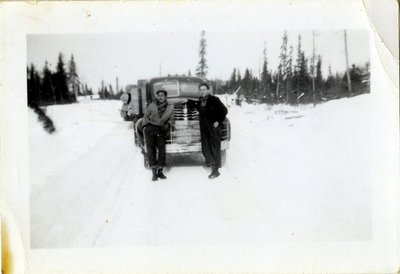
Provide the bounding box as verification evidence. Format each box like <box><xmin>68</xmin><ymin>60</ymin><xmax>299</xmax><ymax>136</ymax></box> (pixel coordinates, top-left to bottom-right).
<box><xmin>135</xmin><ymin>118</ymin><xmax>145</xmax><ymax>149</ymax></box>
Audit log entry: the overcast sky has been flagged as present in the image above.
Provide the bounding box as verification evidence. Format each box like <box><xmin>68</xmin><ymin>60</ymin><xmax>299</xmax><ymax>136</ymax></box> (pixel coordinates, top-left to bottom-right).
<box><xmin>27</xmin><ymin>30</ymin><xmax>369</xmax><ymax>92</ymax></box>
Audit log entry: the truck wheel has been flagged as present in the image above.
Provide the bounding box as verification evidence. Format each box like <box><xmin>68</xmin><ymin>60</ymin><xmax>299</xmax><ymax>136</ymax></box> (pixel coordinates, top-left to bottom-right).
<box><xmin>221</xmin><ymin>150</ymin><xmax>226</xmax><ymax>166</ymax></box>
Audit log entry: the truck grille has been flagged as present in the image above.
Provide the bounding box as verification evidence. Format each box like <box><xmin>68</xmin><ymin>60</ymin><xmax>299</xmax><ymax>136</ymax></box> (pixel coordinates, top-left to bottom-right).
<box><xmin>165</xmin><ymin>103</ymin><xmax>230</xmax><ymax>145</ymax></box>
<box><xmin>174</xmin><ymin>107</ymin><xmax>198</xmax><ymax>121</ymax></box>
<box><xmin>166</xmin><ymin>104</ymin><xmax>200</xmax><ymax>144</ymax></box>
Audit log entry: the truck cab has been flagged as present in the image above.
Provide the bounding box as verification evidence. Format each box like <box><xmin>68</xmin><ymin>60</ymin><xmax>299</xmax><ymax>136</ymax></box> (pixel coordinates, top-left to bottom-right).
<box><xmin>121</xmin><ymin>76</ymin><xmax>231</xmax><ymax>168</ymax></box>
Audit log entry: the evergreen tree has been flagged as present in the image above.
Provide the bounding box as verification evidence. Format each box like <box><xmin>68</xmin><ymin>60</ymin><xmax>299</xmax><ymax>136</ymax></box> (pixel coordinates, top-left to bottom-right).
<box><xmin>54</xmin><ymin>53</ymin><xmax>71</xmax><ymax>103</ymax></box>
<box><xmin>101</xmin><ymin>80</ymin><xmax>105</xmax><ymax>99</ymax></box>
<box><xmin>326</xmin><ymin>65</ymin><xmax>335</xmax><ymax>86</ymax></box>
<box><xmin>260</xmin><ymin>42</ymin><xmax>272</xmax><ymax>102</ymax></box>
<box><xmin>104</xmin><ymin>86</ymin><xmax>110</xmax><ymax>99</ymax></box>
<box><xmin>251</xmin><ymin>74</ymin><xmax>259</xmax><ymax>100</ymax></box>
<box><xmin>315</xmin><ymin>55</ymin><xmax>323</xmax><ymax>89</ymax></box>
<box><xmin>42</xmin><ymin>61</ymin><xmax>56</xmax><ymax>105</ymax></box>
<box><xmin>362</xmin><ymin>61</ymin><xmax>370</xmax><ymax>94</ymax></box>
<box><xmin>285</xmin><ymin>45</ymin><xmax>294</xmax><ymax>104</ymax></box>
<box><xmin>242</xmin><ymin>68</ymin><xmax>252</xmax><ymax>98</ymax></box>
<box><xmin>237</xmin><ymin>69</ymin><xmax>242</xmax><ymax>84</ymax></box>
<box><xmin>229</xmin><ymin>68</ymin><xmax>237</xmax><ymax>91</ymax></box>
<box><xmin>109</xmin><ymin>84</ymin><xmax>114</xmax><ymax>98</ymax></box>
<box><xmin>324</xmin><ymin>64</ymin><xmax>336</xmax><ymax>98</ymax></box>
<box><xmin>195</xmin><ymin>31</ymin><xmax>208</xmax><ymax>78</ymax></box>
<box><xmin>277</xmin><ymin>31</ymin><xmax>288</xmax><ymax>100</ymax></box>
<box><xmin>345</xmin><ymin>63</ymin><xmax>365</xmax><ymax>94</ymax></box>
<box><xmin>77</xmin><ymin>84</ymin><xmax>82</xmax><ymax>96</ymax></box>
<box><xmin>68</xmin><ymin>54</ymin><xmax>79</xmax><ymax>100</ymax></box>
<box><xmin>34</xmin><ymin>68</ymin><xmax>42</xmax><ymax>105</ymax></box>
<box><xmin>27</xmin><ymin>64</ymin><xmax>41</xmax><ymax>106</ymax></box>
<box><xmin>294</xmin><ymin>35</ymin><xmax>310</xmax><ymax>103</ymax></box>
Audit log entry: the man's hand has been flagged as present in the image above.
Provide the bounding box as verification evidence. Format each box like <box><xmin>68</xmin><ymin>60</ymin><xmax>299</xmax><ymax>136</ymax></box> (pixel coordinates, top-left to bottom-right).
<box><xmin>213</xmin><ymin>121</ymin><xmax>219</xmax><ymax>128</ymax></box>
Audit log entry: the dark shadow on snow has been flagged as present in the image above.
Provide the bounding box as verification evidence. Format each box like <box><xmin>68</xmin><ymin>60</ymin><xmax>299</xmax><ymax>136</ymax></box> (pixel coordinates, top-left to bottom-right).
<box><xmin>166</xmin><ymin>153</ymin><xmax>205</xmax><ymax>168</ymax></box>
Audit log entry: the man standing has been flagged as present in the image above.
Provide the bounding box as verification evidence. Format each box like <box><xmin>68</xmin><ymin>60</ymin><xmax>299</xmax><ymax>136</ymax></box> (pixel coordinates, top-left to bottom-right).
<box><xmin>142</xmin><ymin>89</ymin><xmax>174</xmax><ymax>181</ymax></box>
<box><xmin>196</xmin><ymin>83</ymin><xmax>228</xmax><ymax>179</ymax></box>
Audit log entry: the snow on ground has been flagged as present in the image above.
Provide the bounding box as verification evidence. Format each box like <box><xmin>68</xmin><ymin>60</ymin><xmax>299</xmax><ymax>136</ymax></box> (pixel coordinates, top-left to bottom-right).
<box><xmin>30</xmin><ymin>95</ymin><xmax>374</xmax><ymax>248</ymax></box>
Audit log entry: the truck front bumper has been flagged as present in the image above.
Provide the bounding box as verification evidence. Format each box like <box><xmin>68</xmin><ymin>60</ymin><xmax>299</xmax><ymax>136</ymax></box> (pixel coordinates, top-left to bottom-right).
<box><xmin>166</xmin><ymin>140</ymin><xmax>229</xmax><ymax>154</ymax></box>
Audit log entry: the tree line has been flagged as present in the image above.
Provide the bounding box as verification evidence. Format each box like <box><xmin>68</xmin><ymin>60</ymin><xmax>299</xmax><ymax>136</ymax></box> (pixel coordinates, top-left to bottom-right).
<box><xmin>27</xmin><ymin>53</ymin><xmax>94</xmax><ymax>107</ymax></box>
<box><xmin>98</xmin><ymin>78</ymin><xmax>124</xmax><ymax>100</ymax></box>
<box><xmin>197</xmin><ymin>31</ymin><xmax>370</xmax><ymax>105</ymax></box>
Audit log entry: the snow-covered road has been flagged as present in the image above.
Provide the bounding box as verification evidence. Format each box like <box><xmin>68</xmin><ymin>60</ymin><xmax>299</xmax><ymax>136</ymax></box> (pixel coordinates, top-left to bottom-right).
<box><xmin>30</xmin><ymin>97</ymin><xmax>374</xmax><ymax>248</ymax></box>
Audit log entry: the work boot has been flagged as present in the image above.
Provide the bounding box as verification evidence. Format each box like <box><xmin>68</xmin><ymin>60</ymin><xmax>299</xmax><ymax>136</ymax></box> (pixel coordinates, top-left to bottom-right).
<box><xmin>152</xmin><ymin>168</ymin><xmax>158</xmax><ymax>181</ymax></box>
<box><xmin>157</xmin><ymin>168</ymin><xmax>167</xmax><ymax>179</ymax></box>
<box><xmin>208</xmin><ymin>166</ymin><xmax>220</xmax><ymax>179</ymax></box>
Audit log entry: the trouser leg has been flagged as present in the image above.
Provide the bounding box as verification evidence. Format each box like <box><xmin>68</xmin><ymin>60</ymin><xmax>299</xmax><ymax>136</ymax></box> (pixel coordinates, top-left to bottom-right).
<box><xmin>145</xmin><ymin>128</ymin><xmax>157</xmax><ymax>169</ymax></box>
<box><xmin>214</xmin><ymin>139</ymin><xmax>221</xmax><ymax>168</ymax></box>
<box><xmin>156</xmin><ymin>133</ymin><xmax>166</xmax><ymax>168</ymax></box>
<box><xmin>201</xmin><ymin>126</ymin><xmax>221</xmax><ymax>168</ymax></box>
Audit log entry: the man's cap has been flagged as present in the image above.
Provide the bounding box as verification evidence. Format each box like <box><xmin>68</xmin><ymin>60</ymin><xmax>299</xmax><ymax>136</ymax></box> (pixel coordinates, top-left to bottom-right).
<box><xmin>156</xmin><ymin>89</ymin><xmax>168</xmax><ymax>96</ymax></box>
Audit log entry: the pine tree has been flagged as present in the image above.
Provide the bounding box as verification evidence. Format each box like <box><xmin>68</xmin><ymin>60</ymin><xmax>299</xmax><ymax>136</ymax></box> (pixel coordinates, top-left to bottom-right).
<box><xmin>260</xmin><ymin>42</ymin><xmax>272</xmax><ymax>102</ymax></box>
<box><xmin>242</xmin><ymin>68</ymin><xmax>252</xmax><ymax>98</ymax></box>
<box><xmin>277</xmin><ymin>31</ymin><xmax>288</xmax><ymax>100</ymax></box>
<box><xmin>104</xmin><ymin>86</ymin><xmax>110</xmax><ymax>99</ymax></box>
<box><xmin>34</xmin><ymin>68</ymin><xmax>42</xmax><ymax>105</ymax></box>
<box><xmin>229</xmin><ymin>68</ymin><xmax>237</xmax><ymax>91</ymax></box>
<box><xmin>42</xmin><ymin>61</ymin><xmax>56</xmax><ymax>105</ymax></box>
<box><xmin>68</xmin><ymin>54</ymin><xmax>79</xmax><ymax>100</ymax></box>
<box><xmin>251</xmin><ymin>74</ymin><xmax>259</xmax><ymax>100</ymax></box>
<box><xmin>109</xmin><ymin>84</ymin><xmax>114</xmax><ymax>98</ymax></box>
<box><xmin>27</xmin><ymin>64</ymin><xmax>40</xmax><ymax>106</ymax></box>
<box><xmin>77</xmin><ymin>84</ymin><xmax>82</xmax><ymax>96</ymax></box>
<box><xmin>101</xmin><ymin>80</ymin><xmax>105</xmax><ymax>99</ymax></box>
<box><xmin>195</xmin><ymin>31</ymin><xmax>208</xmax><ymax>78</ymax></box>
<box><xmin>315</xmin><ymin>55</ymin><xmax>323</xmax><ymax>92</ymax></box>
<box><xmin>362</xmin><ymin>61</ymin><xmax>370</xmax><ymax>94</ymax></box>
<box><xmin>294</xmin><ymin>35</ymin><xmax>310</xmax><ymax>103</ymax></box>
<box><xmin>54</xmin><ymin>53</ymin><xmax>71</xmax><ymax>103</ymax></box>
<box><xmin>285</xmin><ymin>45</ymin><xmax>294</xmax><ymax>103</ymax></box>
<box><xmin>27</xmin><ymin>65</ymin><xmax>34</xmax><ymax>105</ymax></box>
<box><xmin>324</xmin><ymin>64</ymin><xmax>336</xmax><ymax>97</ymax></box>
<box><xmin>237</xmin><ymin>69</ymin><xmax>242</xmax><ymax>84</ymax></box>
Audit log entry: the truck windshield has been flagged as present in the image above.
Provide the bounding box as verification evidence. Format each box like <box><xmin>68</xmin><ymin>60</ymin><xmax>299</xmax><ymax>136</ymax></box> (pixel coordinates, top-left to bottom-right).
<box><xmin>153</xmin><ymin>81</ymin><xmax>179</xmax><ymax>97</ymax></box>
<box><xmin>152</xmin><ymin>81</ymin><xmax>204</xmax><ymax>98</ymax></box>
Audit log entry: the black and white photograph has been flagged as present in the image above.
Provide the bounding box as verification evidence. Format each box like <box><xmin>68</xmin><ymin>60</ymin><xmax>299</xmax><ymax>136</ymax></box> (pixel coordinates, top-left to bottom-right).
<box><xmin>1</xmin><ymin>1</ymin><xmax>399</xmax><ymax>273</ymax></box>
<box><xmin>28</xmin><ymin>30</ymin><xmax>372</xmax><ymax>249</ymax></box>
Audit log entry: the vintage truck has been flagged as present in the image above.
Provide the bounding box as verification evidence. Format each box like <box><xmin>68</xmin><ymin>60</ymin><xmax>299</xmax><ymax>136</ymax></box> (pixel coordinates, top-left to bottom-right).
<box><xmin>121</xmin><ymin>76</ymin><xmax>231</xmax><ymax>168</ymax></box>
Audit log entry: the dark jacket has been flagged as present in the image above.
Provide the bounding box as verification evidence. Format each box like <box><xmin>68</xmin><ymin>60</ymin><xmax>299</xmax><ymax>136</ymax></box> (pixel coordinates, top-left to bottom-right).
<box><xmin>192</xmin><ymin>95</ymin><xmax>228</xmax><ymax>124</ymax></box>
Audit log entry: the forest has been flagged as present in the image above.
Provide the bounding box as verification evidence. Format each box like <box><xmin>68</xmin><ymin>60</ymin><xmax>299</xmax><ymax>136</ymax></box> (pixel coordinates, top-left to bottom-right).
<box><xmin>27</xmin><ymin>31</ymin><xmax>370</xmax><ymax>107</ymax></box>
